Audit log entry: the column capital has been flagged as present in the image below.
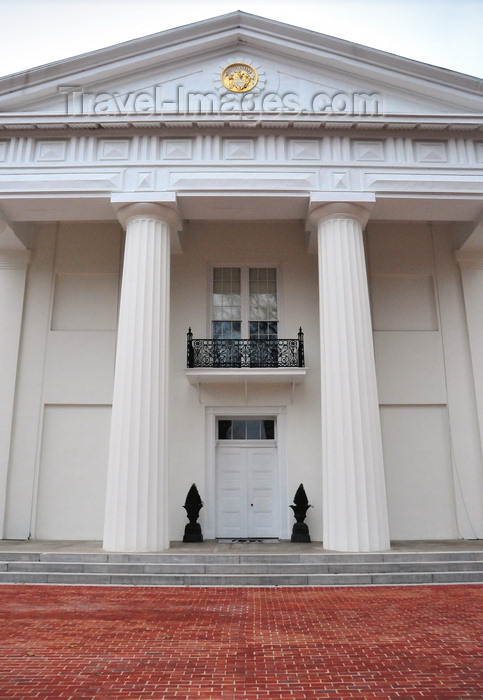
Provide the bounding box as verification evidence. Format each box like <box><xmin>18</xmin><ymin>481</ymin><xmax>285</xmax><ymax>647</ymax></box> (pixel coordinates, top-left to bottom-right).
<box><xmin>116</xmin><ymin>202</ymin><xmax>179</xmax><ymax>230</ymax></box>
<box><xmin>308</xmin><ymin>201</ymin><xmax>374</xmax><ymax>230</ymax></box>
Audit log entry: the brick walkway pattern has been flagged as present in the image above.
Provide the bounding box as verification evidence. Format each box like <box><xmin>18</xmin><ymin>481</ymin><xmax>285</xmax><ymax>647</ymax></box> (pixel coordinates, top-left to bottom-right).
<box><xmin>0</xmin><ymin>585</ymin><xmax>482</xmax><ymax>699</ymax></box>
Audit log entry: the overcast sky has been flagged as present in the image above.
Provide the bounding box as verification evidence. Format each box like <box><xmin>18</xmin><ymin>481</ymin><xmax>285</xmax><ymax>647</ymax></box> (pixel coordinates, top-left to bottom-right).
<box><xmin>1</xmin><ymin>0</ymin><xmax>483</xmax><ymax>79</ymax></box>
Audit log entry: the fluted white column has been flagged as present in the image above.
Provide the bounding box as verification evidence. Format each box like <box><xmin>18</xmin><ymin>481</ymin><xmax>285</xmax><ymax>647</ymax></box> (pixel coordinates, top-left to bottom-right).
<box><xmin>312</xmin><ymin>203</ymin><xmax>390</xmax><ymax>552</ymax></box>
<box><xmin>103</xmin><ymin>203</ymin><xmax>177</xmax><ymax>551</ymax></box>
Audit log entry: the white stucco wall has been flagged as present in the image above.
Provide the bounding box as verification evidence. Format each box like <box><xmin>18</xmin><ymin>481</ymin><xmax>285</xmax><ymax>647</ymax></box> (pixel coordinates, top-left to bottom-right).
<box><xmin>169</xmin><ymin>221</ymin><xmax>321</xmax><ymax>541</ymax></box>
<box><xmin>3</xmin><ymin>217</ymin><xmax>483</xmax><ymax>543</ymax></box>
<box><xmin>4</xmin><ymin>222</ymin><xmax>121</xmax><ymax>540</ymax></box>
<box><xmin>368</xmin><ymin>221</ymin><xmax>483</xmax><ymax>540</ymax></box>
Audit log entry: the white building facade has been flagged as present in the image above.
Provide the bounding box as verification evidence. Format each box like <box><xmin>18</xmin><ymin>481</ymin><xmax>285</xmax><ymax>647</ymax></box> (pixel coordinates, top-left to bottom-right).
<box><xmin>0</xmin><ymin>13</ymin><xmax>483</xmax><ymax>552</ymax></box>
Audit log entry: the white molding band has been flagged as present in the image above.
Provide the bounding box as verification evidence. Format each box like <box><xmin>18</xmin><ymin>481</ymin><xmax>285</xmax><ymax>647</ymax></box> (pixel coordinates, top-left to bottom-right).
<box><xmin>312</xmin><ymin>203</ymin><xmax>390</xmax><ymax>552</ymax></box>
<box><xmin>455</xmin><ymin>250</ymin><xmax>483</xmax><ymax>270</ymax></box>
<box><xmin>0</xmin><ymin>250</ymin><xmax>31</xmax><ymax>269</ymax></box>
<box><xmin>103</xmin><ymin>203</ymin><xmax>174</xmax><ymax>551</ymax></box>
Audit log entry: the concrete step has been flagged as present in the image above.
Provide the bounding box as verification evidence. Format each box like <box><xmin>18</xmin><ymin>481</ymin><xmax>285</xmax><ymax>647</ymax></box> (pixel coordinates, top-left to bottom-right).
<box><xmin>1</xmin><ymin>569</ymin><xmax>483</xmax><ymax>586</ymax></box>
<box><xmin>0</xmin><ymin>549</ymin><xmax>483</xmax><ymax>585</ymax></box>
<box><xmin>1</xmin><ymin>550</ymin><xmax>483</xmax><ymax>563</ymax></box>
<box><xmin>3</xmin><ymin>559</ymin><xmax>483</xmax><ymax>575</ymax></box>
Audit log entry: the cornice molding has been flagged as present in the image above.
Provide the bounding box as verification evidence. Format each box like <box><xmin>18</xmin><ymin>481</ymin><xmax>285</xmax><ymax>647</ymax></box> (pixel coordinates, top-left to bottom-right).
<box><xmin>0</xmin><ymin>114</ymin><xmax>482</xmax><ymax>134</ymax></box>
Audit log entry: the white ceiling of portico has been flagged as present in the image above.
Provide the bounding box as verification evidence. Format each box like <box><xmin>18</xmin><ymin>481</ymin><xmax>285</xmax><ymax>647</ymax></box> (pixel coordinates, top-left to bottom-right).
<box><xmin>0</xmin><ymin>12</ymin><xmax>482</xmax><ymax>116</ymax></box>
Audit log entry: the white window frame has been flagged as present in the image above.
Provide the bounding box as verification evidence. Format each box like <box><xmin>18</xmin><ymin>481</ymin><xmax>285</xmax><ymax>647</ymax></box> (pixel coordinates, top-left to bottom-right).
<box><xmin>207</xmin><ymin>264</ymin><xmax>284</xmax><ymax>338</ymax></box>
<box><xmin>216</xmin><ymin>416</ymin><xmax>277</xmax><ymax>443</ymax></box>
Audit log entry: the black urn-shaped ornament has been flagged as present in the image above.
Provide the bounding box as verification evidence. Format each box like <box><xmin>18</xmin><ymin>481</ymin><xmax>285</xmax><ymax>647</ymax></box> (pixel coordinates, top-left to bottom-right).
<box><xmin>183</xmin><ymin>483</ymin><xmax>204</xmax><ymax>542</ymax></box>
<box><xmin>290</xmin><ymin>483</ymin><xmax>312</xmax><ymax>542</ymax></box>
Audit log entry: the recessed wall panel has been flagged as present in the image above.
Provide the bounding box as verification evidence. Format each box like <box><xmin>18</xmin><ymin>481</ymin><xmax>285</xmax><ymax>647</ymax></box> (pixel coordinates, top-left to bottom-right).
<box><xmin>371</xmin><ymin>274</ymin><xmax>438</xmax><ymax>331</ymax></box>
<box><xmin>51</xmin><ymin>273</ymin><xmax>119</xmax><ymax>331</ymax></box>
<box><xmin>35</xmin><ymin>405</ymin><xmax>110</xmax><ymax>540</ymax></box>
<box><xmin>381</xmin><ymin>405</ymin><xmax>458</xmax><ymax>540</ymax></box>
<box><xmin>374</xmin><ymin>331</ymin><xmax>447</xmax><ymax>404</ymax></box>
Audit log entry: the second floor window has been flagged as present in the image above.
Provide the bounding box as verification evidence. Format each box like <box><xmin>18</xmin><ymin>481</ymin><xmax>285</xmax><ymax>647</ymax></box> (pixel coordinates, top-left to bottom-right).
<box><xmin>212</xmin><ymin>267</ymin><xmax>278</xmax><ymax>340</ymax></box>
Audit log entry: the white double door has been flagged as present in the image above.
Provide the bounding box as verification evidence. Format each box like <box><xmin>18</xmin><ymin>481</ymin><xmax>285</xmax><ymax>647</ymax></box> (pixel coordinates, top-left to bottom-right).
<box><xmin>216</xmin><ymin>445</ymin><xmax>279</xmax><ymax>539</ymax></box>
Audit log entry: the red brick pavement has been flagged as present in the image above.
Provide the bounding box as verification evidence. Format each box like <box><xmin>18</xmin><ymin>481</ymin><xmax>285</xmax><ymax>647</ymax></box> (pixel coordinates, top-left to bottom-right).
<box><xmin>0</xmin><ymin>585</ymin><xmax>482</xmax><ymax>699</ymax></box>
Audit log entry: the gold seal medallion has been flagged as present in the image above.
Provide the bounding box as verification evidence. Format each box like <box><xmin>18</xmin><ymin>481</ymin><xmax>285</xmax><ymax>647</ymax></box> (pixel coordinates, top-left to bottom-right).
<box><xmin>221</xmin><ymin>63</ymin><xmax>259</xmax><ymax>93</ymax></box>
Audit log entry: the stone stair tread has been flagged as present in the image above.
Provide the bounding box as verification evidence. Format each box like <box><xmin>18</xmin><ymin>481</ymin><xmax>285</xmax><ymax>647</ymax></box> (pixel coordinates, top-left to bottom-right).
<box><xmin>3</xmin><ymin>557</ymin><xmax>483</xmax><ymax>570</ymax></box>
<box><xmin>1</xmin><ymin>551</ymin><xmax>483</xmax><ymax>561</ymax></box>
<box><xmin>1</xmin><ymin>568</ymin><xmax>483</xmax><ymax>587</ymax></box>
<box><xmin>1</xmin><ymin>549</ymin><xmax>483</xmax><ymax>586</ymax></box>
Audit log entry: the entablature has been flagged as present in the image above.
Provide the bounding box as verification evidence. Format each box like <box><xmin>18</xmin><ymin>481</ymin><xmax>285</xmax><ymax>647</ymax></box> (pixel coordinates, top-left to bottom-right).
<box><xmin>1</xmin><ymin>115</ymin><xmax>483</xmax><ymax>224</ymax></box>
<box><xmin>1</xmin><ymin>120</ymin><xmax>482</xmax><ymax>176</ymax></box>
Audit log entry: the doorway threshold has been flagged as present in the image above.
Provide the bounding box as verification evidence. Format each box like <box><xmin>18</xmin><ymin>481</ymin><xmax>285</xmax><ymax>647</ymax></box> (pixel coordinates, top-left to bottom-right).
<box><xmin>217</xmin><ymin>538</ymin><xmax>280</xmax><ymax>544</ymax></box>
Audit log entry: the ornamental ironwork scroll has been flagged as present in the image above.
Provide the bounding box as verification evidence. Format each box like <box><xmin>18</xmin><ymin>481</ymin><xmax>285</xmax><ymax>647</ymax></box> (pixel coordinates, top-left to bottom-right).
<box><xmin>187</xmin><ymin>328</ymin><xmax>304</xmax><ymax>369</ymax></box>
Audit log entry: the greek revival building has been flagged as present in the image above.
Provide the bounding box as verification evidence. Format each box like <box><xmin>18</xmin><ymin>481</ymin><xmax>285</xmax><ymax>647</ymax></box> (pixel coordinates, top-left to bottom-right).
<box><xmin>1</xmin><ymin>12</ymin><xmax>483</xmax><ymax>552</ymax></box>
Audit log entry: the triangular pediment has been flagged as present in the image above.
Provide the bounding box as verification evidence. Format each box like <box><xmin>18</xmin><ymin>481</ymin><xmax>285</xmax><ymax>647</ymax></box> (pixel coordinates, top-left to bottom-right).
<box><xmin>0</xmin><ymin>12</ymin><xmax>482</xmax><ymax>117</ymax></box>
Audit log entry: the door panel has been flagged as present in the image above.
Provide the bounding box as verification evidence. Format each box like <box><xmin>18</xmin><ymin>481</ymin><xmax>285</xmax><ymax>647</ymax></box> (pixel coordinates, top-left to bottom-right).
<box><xmin>216</xmin><ymin>447</ymin><xmax>247</xmax><ymax>539</ymax></box>
<box><xmin>216</xmin><ymin>445</ymin><xmax>278</xmax><ymax>538</ymax></box>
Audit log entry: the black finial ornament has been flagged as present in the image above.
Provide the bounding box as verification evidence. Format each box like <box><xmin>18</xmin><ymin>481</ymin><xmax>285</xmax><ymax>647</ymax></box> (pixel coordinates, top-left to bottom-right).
<box><xmin>290</xmin><ymin>483</ymin><xmax>312</xmax><ymax>542</ymax></box>
<box><xmin>183</xmin><ymin>483</ymin><xmax>204</xmax><ymax>542</ymax></box>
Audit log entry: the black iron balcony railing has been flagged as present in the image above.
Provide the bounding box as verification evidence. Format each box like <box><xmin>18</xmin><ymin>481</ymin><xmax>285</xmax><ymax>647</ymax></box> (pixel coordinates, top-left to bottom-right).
<box><xmin>187</xmin><ymin>328</ymin><xmax>304</xmax><ymax>368</ymax></box>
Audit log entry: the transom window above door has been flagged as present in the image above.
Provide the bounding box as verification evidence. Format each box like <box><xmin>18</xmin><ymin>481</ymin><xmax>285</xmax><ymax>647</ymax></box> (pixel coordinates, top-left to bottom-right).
<box><xmin>212</xmin><ymin>267</ymin><xmax>278</xmax><ymax>340</ymax></box>
<box><xmin>218</xmin><ymin>419</ymin><xmax>275</xmax><ymax>440</ymax></box>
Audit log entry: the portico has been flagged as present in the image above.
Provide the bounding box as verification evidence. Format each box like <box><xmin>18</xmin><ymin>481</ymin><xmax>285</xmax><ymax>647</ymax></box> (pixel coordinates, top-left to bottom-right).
<box><xmin>97</xmin><ymin>190</ymin><xmax>392</xmax><ymax>552</ymax></box>
<box><xmin>0</xmin><ymin>12</ymin><xmax>482</xmax><ymax>552</ymax></box>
